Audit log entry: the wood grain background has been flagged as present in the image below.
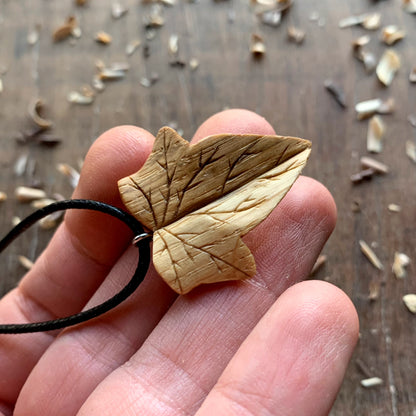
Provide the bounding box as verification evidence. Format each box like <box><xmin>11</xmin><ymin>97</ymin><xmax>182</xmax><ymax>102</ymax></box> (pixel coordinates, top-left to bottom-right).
<box><xmin>0</xmin><ymin>1</ymin><xmax>415</xmax><ymax>414</ymax></box>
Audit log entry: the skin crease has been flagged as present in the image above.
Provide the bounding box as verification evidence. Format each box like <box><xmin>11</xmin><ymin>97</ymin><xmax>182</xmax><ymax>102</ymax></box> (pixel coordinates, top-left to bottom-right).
<box><xmin>0</xmin><ymin>109</ymin><xmax>359</xmax><ymax>416</ymax></box>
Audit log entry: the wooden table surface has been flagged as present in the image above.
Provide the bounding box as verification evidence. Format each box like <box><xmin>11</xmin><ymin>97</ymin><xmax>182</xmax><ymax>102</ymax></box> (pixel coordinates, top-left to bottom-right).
<box><xmin>0</xmin><ymin>1</ymin><xmax>415</xmax><ymax>414</ymax></box>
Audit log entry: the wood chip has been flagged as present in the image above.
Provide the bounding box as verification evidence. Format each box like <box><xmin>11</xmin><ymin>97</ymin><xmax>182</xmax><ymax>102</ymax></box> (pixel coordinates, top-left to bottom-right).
<box><xmin>376</xmin><ymin>49</ymin><xmax>400</xmax><ymax>87</ymax></box>
<box><xmin>0</xmin><ymin>191</ymin><xmax>7</xmax><ymax>202</ymax></box>
<box><xmin>168</xmin><ymin>34</ymin><xmax>179</xmax><ymax>56</ymax></box>
<box><xmin>39</xmin><ymin>211</ymin><xmax>63</xmax><ymax>230</ymax></box>
<box><xmin>350</xmin><ymin>168</ymin><xmax>375</xmax><ymax>184</ymax></box>
<box><xmin>28</xmin><ymin>99</ymin><xmax>53</xmax><ymax>129</ymax></box>
<box><xmin>388</xmin><ymin>204</ymin><xmax>401</xmax><ymax>212</ymax></box>
<box><xmin>403</xmin><ymin>0</ymin><xmax>416</xmax><ymax>13</ymax></box>
<box><xmin>287</xmin><ymin>25</ymin><xmax>305</xmax><ymax>44</ymax></box>
<box><xmin>112</xmin><ymin>2</ymin><xmax>128</xmax><ymax>19</ymax></box>
<box><xmin>406</xmin><ymin>141</ymin><xmax>416</xmax><ymax>163</ymax></box>
<box><xmin>67</xmin><ymin>90</ymin><xmax>95</xmax><ymax>105</ymax></box>
<box><xmin>310</xmin><ymin>254</ymin><xmax>327</xmax><ymax>276</ymax></box>
<box><xmin>360</xmin><ymin>156</ymin><xmax>389</xmax><ymax>174</ymax></box>
<box><xmin>409</xmin><ymin>67</ymin><xmax>416</xmax><ymax>83</ymax></box>
<box><xmin>0</xmin><ymin>78</ymin><xmax>3</xmax><ymax>94</ymax></box>
<box><xmin>99</xmin><ymin>68</ymin><xmax>127</xmax><ymax>80</ymax></box>
<box><xmin>57</xmin><ymin>163</ymin><xmax>80</xmax><ymax>188</ymax></box>
<box><xmin>324</xmin><ymin>79</ymin><xmax>347</xmax><ymax>109</ymax></box>
<box><xmin>95</xmin><ymin>31</ymin><xmax>112</xmax><ymax>44</ymax></box>
<box><xmin>15</xmin><ymin>186</ymin><xmax>47</xmax><ymax>202</ymax></box>
<box><xmin>359</xmin><ymin>240</ymin><xmax>384</xmax><ymax>270</ymax></box>
<box><xmin>261</xmin><ymin>10</ymin><xmax>282</xmax><ymax>27</ymax></box>
<box><xmin>355</xmin><ymin>98</ymin><xmax>394</xmax><ymax>120</ymax></box>
<box><xmin>18</xmin><ymin>255</ymin><xmax>34</xmax><ymax>270</ymax></box>
<box><xmin>31</xmin><ymin>198</ymin><xmax>57</xmax><ymax>209</ymax></box>
<box><xmin>403</xmin><ymin>294</ymin><xmax>416</xmax><ymax>313</ymax></box>
<box><xmin>189</xmin><ymin>58</ymin><xmax>199</xmax><ymax>71</ymax></box>
<box><xmin>367</xmin><ymin>116</ymin><xmax>385</xmax><ymax>153</ymax></box>
<box><xmin>381</xmin><ymin>25</ymin><xmax>405</xmax><ymax>45</ymax></box>
<box><xmin>408</xmin><ymin>114</ymin><xmax>416</xmax><ymax>128</ymax></box>
<box><xmin>392</xmin><ymin>252</ymin><xmax>410</xmax><ymax>279</ymax></box>
<box><xmin>144</xmin><ymin>5</ymin><xmax>165</xmax><ymax>28</ymax></box>
<box><xmin>126</xmin><ymin>39</ymin><xmax>141</xmax><ymax>56</ymax></box>
<box><xmin>339</xmin><ymin>13</ymin><xmax>381</xmax><ymax>30</ymax></box>
<box><xmin>53</xmin><ymin>16</ymin><xmax>77</xmax><ymax>42</ymax></box>
<box><xmin>251</xmin><ymin>33</ymin><xmax>266</xmax><ymax>57</ymax></box>
<box><xmin>27</xmin><ymin>26</ymin><xmax>40</xmax><ymax>46</ymax></box>
<box><xmin>361</xmin><ymin>377</ymin><xmax>383</xmax><ymax>388</ymax></box>
<box><xmin>368</xmin><ymin>280</ymin><xmax>380</xmax><ymax>301</ymax></box>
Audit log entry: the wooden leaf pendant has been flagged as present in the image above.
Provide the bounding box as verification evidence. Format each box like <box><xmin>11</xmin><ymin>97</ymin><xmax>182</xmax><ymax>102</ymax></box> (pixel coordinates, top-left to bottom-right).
<box><xmin>118</xmin><ymin>127</ymin><xmax>311</xmax><ymax>294</ymax></box>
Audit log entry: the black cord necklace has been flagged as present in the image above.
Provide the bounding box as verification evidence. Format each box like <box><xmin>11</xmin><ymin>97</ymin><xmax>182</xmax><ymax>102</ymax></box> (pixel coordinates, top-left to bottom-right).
<box><xmin>0</xmin><ymin>199</ymin><xmax>152</xmax><ymax>334</ymax></box>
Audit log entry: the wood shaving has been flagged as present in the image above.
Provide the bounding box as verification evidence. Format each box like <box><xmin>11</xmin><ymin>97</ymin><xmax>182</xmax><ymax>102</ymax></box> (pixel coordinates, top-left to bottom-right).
<box><xmin>324</xmin><ymin>80</ymin><xmax>347</xmax><ymax>109</ymax></box>
<box><xmin>367</xmin><ymin>116</ymin><xmax>385</xmax><ymax>153</ymax></box>
<box><xmin>28</xmin><ymin>99</ymin><xmax>53</xmax><ymax>129</ymax></box>
<box><xmin>352</xmin><ymin>37</ymin><xmax>374</xmax><ymax>73</ymax></box>
<box><xmin>368</xmin><ymin>280</ymin><xmax>380</xmax><ymax>301</ymax></box>
<box><xmin>53</xmin><ymin>16</ymin><xmax>77</xmax><ymax>42</ymax></box>
<box><xmin>355</xmin><ymin>99</ymin><xmax>385</xmax><ymax>120</ymax></box>
<box><xmin>406</xmin><ymin>141</ymin><xmax>416</xmax><ymax>163</ymax></box>
<box><xmin>403</xmin><ymin>0</ymin><xmax>416</xmax><ymax>13</ymax></box>
<box><xmin>392</xmin><ymin>252</ymin><xmax>410</xmax><ymax>279</ymax></box>
<box><xmin>381</xmin><ymin>25</ymin><xmax>405</xmax><ymax>45</ymax></box>
<box><xmin>57</xmin><ymin>163</ymin><xmax>80</xmax><ymax>188</ymax></box>
<box><xmin>376</xmin><ymin>49</ymin><xmax>400</xmax><ymax>87</ymax></box>
<box><xmin>362</xmin><ymin>13</ymin><xmax>381</xmax><ymax>30</ymax></box>
<box><xmin>112</xmin><ymin>2</ymin><xmax>128</xmax><ymax>19</ymax></box>
<box><xmin>31</xmin><ymin>198</ymin><xmax>57</xmax><ymax>209</ymax></box>
<box><xmin>189</xmin><ymin>58</ymin><xmax>199</xmax><ymax>71</ymax></box>
<box><xmin>388</xmin><ymin>204</ymin><xmax>401</xmax><ymax>212</ymax></box>
<box><xmin>359</xmin><ymin>240</ymin><xmax>384</xmax><ymax>270</ymax></box>
<box><xmin>99</xmin><ymin>68</ymin><xmax>127</xmax><ymax>80</ymax></box>
<box><xmin>350</xmin><ymin>168</ymin><xmax>375</xmax><ymax>184</ymax></box>
<box><xmin>409</xmin><ymin>67</ymin><xmax>416</xmax><ymax>83</ymax></box>
<box><xmin>339</xmin><ymin>13</ymin><xmax>381</xmax><ymax>30</ymax></box>
<box><xmin>67</xmin><ymin>90</ymin><xmax>95</xmax><ymax>105</ymax></box>
<box><xmin>261</xmin><ymin>10</ymin><xmax>282</xmax><ymax>27</ymax></box>
<box><xmin>144</xmin><ymin>5</ymin><xmax>165</xmax><ymax>28</ymax></box>
<box><xmin>251</xmin><ymin>33</ymin><xmax>266</xmax><ymax>57</ymax></box>
<box><xmin>126</xmin><ymin>39</ymin><xmax>141</xmax><ymax>56</ymax></box>
<box><xmin>0</xmin><ymin>191</ymin><xmax>7</xmax><ymax>202</ymax></box>
<box><xmin>15</xmin><ymin>186</ymin><xmax>47</xmax><ymax>202</ymax></box>
<box><xmin>39</xmin><ymin>211</ymin><xmax>63</xmax><ymax>230</ymax></box>
<box><xmin>352</xmin><ymin>35</ymin><xmax>370</xmax><ymax>49</ymax></box>
<box><xmin>95</xmin><ymin>31</ymin><xmax>112</xmax><ymax>44</ymax></box>
<box><xmin>403</xmin><ymin>294</ymin><xmax>416</xmax><ymax>313</ymax></box>
<box><xmin>27</xmin><ymin>26</ymin><xmax>40</xmax><ymax>45</ymax></box>
<box><xmin>310</xmin><ymin>254</ymin><xmax>327</xmax><ymax>276</ymax></box>
<box><xmin>92</xmin><ymin>76</ymin><xmax>105</xmax><ymax>92</ymax></box>
<box><xmin>360</xmin><ymin>156</ymin><xmax>389</xmax><ymax>174</ymax></box>
<box><xmin>168</xmin><ymin>34</ymin><xmax>179</xmax><ymax>56</ymax></box>
<box><xmin>140</xmin><ymin>72</ymin><xmax>160</xmax><ymax>87</ymax></box>
<box><xmin>361</xmin><ymin>377</ymin><xmax>383</xmax><ymax>388</ymax></box>
<box><xmin>18</xmin><ymin>255</ymin><xmax>34</xmax><ymax>270</ymax></box>
<box><xmin>408</xmin><ymin>114</ymin><xmax>416</xmax><ymax>128</ymax></box>
<box><xmin>12</xmin><ymin>216</ymin><xmax>21</xmax><ymax>226</ymax></box>
<box><xmin>287</xmin><ymin>26</ymin><xmax>305</xmax><ymax>44</ymax></box>
<box><xmin>0</xmin><ymin>78</ymin><xmax>3</xmax><ymax>94</ymax></box>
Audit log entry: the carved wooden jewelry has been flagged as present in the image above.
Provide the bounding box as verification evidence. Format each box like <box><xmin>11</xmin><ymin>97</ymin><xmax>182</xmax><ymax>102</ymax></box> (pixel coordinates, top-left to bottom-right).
<box><xmin>119</xmin><ymin>127</ymin><xmax>311</xmax><ymax>294</ymax></box>
<box><xmin>0</xmin><ymin>126</ymin><xmax>310</xmax><ymax>333</ymax></box>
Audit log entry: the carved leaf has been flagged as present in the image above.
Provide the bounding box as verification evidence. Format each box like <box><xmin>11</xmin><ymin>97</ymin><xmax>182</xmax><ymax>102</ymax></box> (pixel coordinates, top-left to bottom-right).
<box><xmin>118</xmin><ymin>127</ymin><xmax>311</xmax><ymax>294</ymax></box>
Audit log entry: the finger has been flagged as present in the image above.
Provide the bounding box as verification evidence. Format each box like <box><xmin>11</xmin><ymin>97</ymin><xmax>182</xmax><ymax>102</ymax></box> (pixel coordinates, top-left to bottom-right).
<box><xmin>76</xmin><ymin>183</ymin><xmax>337</xmax><ymax>411</ymax></box>
<box><xmin>14</xmin><ymin>109</ymin><xmax>284</xmax><ymax>415</ymax></box>
<box><xmin>195</xmin><ymin>281</ymin><xmax>359</xmax><ymax>416</ymax></box>
<box><xmin>0</xmin><ymin>126</ymin><xmax>155</xmax><ymax>408</ymax></box>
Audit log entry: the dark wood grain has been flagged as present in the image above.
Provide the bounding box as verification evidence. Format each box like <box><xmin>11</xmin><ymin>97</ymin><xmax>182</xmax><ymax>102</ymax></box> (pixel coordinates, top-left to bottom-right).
<box><xmin>0</xmin><ymin>1</ymin><xmax>415</xmax><ymax>414</ymax></box>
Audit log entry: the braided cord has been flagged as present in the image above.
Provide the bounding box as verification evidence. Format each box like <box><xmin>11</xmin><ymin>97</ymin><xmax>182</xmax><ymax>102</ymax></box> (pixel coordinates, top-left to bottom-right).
<box><xmin>0</xmin><ymin>199</ymin><xmax>151</xmax><ymax>334</ymax></box>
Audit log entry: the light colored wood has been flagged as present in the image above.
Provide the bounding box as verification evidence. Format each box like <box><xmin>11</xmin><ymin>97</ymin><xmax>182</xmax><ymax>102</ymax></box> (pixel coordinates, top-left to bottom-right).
<box><xmin>119</xmin><ymin>127</ymin><xmax>311</xmax><ymax>294</ymax></box>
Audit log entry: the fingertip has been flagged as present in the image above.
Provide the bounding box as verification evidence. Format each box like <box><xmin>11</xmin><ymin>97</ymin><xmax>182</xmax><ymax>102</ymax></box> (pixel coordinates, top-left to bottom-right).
<box><xmin>192</xmin><ymin>109</ymin><xmax>276</xmax><ymax>143</ymax></box>
<box><xmin>73</xmin><ymin>125</ymin><xmax>155</xmax><ymax>204</ymax></box>
<box><xmin>280</xmin><ymin>280</ymin><xmax>359</xmax><ymax>347</ymax></box>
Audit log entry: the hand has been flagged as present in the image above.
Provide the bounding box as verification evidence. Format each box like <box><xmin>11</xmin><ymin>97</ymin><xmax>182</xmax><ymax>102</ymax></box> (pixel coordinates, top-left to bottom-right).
<box><xmin>0</xmin><ymin>110</ymin><xmax>358</xmax><ymax>416</ymax></box>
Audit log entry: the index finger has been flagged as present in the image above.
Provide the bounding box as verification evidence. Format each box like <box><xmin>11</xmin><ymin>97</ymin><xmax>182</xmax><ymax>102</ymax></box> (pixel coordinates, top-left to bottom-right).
<box><xmin>0</xmin><ymin>126</ymin><xmax>154</xmax><ymax>408</ymax></box>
